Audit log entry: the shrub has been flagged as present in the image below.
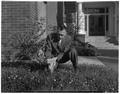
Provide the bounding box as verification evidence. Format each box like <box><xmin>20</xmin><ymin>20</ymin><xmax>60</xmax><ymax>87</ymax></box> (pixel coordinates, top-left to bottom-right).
<box><xmin>75</xmin><ymin>41</ymin><xmax>98</xmax><ymax>56</ymax></box>
<box><xmin>3</xmin><ymin>17</ymin><xmax>48</xmax><ymax>64</ymax></box>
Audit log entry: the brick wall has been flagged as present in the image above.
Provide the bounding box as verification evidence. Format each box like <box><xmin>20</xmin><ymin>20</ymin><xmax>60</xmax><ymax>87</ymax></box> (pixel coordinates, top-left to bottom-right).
<box><xmin>2</xmin><ymin>1</ymin><xmax>38</xmax><ymax>60</ymax></box>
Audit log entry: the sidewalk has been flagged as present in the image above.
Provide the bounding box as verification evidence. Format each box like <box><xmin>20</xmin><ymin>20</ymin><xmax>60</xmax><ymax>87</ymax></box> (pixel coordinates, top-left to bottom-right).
<box><xmin>47</xmin><ymin>55</ymin><xmax>118</xmax><ymax>73</ymax></box>
<box><xmin>97</xmin><ymin>49</ymin><xmax>118</xmax><ymax>73</ymax></box>
<box><xmin>47</xmin><ymin>56</ymin><xmax>105</xmax><ymax>66</ymax></box>
<box><xmin>78</xmin><ymin>56</ymin><xmax>105</xmax><ymax>66</ymax></box>
<box><xmin>97</xmin><ymin>56</ymin><xmax>118</xmax><ymax>73</ymax></box>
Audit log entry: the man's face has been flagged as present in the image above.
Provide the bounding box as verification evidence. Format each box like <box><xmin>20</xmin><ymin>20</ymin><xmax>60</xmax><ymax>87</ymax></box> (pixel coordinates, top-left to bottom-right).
<box><xmin>59</xmin><ymin>29</ymin><xmax>67</xmax><ymax>39</ymax></box>
<box><xmin>59</xmin><ymin>33</ymin><xmax>64</xmax><ymax>39</ymax></box>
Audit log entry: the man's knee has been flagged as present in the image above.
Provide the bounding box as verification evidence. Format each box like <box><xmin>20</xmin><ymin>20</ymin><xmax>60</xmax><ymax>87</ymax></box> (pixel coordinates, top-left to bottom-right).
<box><xmin>69</xmin><ymin>48</ymin><xmax>78</xmax><ymax>68</ymax></box>
<box><xmin>56</xmin><ymin>52</ymin><xmax>70</xmax><ymax>64</ymax></box>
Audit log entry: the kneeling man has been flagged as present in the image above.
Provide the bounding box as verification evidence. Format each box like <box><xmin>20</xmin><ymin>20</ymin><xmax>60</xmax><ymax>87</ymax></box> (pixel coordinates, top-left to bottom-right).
<box><xmin>55</xmin><ymin>25</ymin><xmax>78</xmax><ymax>72</ymax></box>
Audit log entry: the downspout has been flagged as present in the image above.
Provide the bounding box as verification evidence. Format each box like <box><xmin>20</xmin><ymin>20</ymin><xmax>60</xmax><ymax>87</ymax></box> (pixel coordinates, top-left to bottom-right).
<box><xmin>62</xmin><ymin>2</ymin><xmax>65</xmax><ymax>26</ymax></box>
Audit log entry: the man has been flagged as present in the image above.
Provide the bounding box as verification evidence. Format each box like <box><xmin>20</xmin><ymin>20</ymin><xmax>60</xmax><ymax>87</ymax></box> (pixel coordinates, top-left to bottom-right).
<box><xmin>55</xmin><ymin>24</ymin><xmax>78</xmax><ymax>72</ymax></box>
<box><xmin>44</xmin><ymin>31</ymin><xmax>61</xmax><ymax>59</ymax></box>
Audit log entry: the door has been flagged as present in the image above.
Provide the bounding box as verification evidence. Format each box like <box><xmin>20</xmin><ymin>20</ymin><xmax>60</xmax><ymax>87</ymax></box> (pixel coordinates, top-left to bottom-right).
<box><xmin>89</xmin><ymin>15</ymin><xmax>105</xmax><ymax>36</ymax></box>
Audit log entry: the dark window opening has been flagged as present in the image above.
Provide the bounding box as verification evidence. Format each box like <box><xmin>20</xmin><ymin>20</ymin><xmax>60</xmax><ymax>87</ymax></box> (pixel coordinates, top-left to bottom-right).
<box><xmin>106</xmin><ymin>8</ymin><xmax>109</xmax><ymax>13</ymax></box>
<box><xmin>106</xmin><ymin>15</ymin><xmax>109</xmax><ymax>31</ymax></box>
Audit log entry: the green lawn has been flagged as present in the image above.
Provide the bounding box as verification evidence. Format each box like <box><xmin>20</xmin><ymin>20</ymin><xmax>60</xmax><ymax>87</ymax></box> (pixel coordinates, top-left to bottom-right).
<box><xmin>1</xmin><ymin>61</ymin><xmax>118</xmax><ymax>92</ymax></box>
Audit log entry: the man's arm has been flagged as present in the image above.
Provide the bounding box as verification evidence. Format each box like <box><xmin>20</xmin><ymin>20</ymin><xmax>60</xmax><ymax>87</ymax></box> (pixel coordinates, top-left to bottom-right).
<box><xmin>63</xmin><ymin>35</ymin><xmax>72</xmax><ymax>53</ymax></box>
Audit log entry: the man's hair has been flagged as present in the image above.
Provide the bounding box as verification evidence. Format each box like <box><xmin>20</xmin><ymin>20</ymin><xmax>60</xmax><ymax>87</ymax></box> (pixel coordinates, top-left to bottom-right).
<box><xmin>58</xmin><ymin>24</ymin><xmax>67</xmax><ymax>31</ymax></box>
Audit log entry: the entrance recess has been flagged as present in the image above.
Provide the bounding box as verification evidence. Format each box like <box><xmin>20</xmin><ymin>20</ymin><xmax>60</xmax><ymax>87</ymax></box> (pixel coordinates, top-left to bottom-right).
<box><xmin>84</xmin><ymin>8</ymin><xmax>109</xmax><ymax>36</ymax></box>
<box><xmin>89</xmin><ymin>15</ymin><xmax>105</xmax><ymax>36</ymax></box>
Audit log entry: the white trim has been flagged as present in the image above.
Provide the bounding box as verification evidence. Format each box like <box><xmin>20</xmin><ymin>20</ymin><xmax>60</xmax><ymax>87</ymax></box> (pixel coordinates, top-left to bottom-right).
<box><xmin>86</xmin><ymin>14</ymin><xmax>89</xmax><ymax>36</ymax></box>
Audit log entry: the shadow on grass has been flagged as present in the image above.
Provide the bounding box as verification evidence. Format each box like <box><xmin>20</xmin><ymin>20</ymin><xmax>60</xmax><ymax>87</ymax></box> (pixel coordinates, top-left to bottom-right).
<box><xmin>2</xmin><ymin>61</ymin><xmax>49</xmax><ymax>72</ymax></box>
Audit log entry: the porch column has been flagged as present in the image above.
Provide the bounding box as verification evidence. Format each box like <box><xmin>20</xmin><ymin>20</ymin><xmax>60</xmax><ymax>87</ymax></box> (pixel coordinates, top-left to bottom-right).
<box><xmin>77</xmin><ymin>2</ymin><xmax>85</xmax><ymax>42</ymax></box>
<box><xmin>109</xmin><ymin>5</ymin><xmax>114</xmax><ymax>36</ymax></box>
<box><xmin>46</xmin><ymin>2</ymin><xmax>57</xmax><ymax>34</ymax></box>
<box><xmin>36</xmin><ymin>2</ymin><xmax>47</xmax><ymax>41</ymax></box>
<box><xmin>78</xmin><ymin>2</ymin><xmax>85</xmax><ymax>35</ymax></box>
<box><xmin>37</xmin><ymin>2</ymin><xmax>47</xmax><ymax>28</ymax></box>
<box><xmin>114</xmin><ymin>2</ymin><xmax>119</xmax><ymax>41</ymax></box>
<box><xmin>57</xmin><ymin>2</ymin><xmax>64</xmax><ymax>28</ymax></box>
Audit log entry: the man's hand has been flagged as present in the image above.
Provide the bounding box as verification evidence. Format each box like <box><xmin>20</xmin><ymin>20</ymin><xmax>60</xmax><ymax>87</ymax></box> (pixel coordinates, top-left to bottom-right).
<box><xmin>47</xmin><ymin>57</ymin><xmax>58</xmax><ymax>73</ymax></box>
<box><xmin>56</xmin><ymin>53</ymin><xmax>64</xmax><ymax>62</ymax></box>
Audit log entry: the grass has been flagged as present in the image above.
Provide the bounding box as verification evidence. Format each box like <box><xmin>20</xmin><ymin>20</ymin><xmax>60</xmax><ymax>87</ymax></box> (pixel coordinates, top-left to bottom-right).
<box><xmin>1</xmin><ymin>61</ymin><xmax>118</xmax><ymax>92</ymax></box>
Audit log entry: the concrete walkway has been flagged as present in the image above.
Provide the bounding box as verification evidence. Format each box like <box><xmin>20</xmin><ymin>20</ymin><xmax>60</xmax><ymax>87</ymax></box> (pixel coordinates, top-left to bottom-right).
<box><xmin>78</xmin><ymin>56</ymin><xmax>105</xmax><ymax>66</ymax></box>
<box><xmin>97</xmin><ymin>56</ymin><xmax>118</xmax><ymax>73</ymax></box>
<box><xmin>63</xmin><ymin>56</ymin><xmax>105</xmax><ymax>66</ymax></box>
<box><xmin>47</xmin><ymin>56</ymin><xmax>105</xmax><ymax>73</ymax></box>
<box><xmin>97</xmin><ymin>48</ymin><xmax>118</xmax><ymax>73</ymax></box>
<box><xmin>47</xmin><ymin>56</ymin><xmax>105</xmax><ymax>67</ymax></box>
<box><xmin>47</xmin><ymin>55</ymin><xmax>118</xmax><ymax>73</ymax></box>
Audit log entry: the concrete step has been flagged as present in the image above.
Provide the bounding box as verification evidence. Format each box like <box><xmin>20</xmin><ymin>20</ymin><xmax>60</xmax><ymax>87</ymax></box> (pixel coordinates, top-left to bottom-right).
<box><xmin>97</xmin><ymin>49</ymin><xmax>118</xmax><ymax>57</ymax></box>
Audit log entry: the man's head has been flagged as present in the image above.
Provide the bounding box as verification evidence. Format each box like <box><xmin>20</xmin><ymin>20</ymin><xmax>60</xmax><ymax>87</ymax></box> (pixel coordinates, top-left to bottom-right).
<box><xmin>59</xmin><ymin>29</ymin><xmax>67</xmax><ymax>39</ymax></box>
<box><xmin>58</xmin><ymin>23</ymin><xmax>67</xmax><ymax>39</ymax></box>
<box><xmin>58</xmin><ymin>23</ymin><xmax>67</xmax><ymax>31</ymax></box>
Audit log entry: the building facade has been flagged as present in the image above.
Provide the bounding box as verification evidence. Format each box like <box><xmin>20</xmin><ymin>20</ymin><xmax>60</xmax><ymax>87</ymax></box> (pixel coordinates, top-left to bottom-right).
<box><xmin>82</xmin><ymin>2</ymin><xmax>119</xmax><ymax>40</ymax></box>
<box><xmin>47</xmin><ymin>2</ymin><xmax>119</xmax><ymax>41</ymax></box>
<box><xmin>2</xmin><ymin>1</ymin><xmax>119</xmax><ymax>60</ymax></box>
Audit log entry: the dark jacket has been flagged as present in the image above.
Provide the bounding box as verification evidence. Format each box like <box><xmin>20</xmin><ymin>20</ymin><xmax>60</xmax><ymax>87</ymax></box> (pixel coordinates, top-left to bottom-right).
<box><xmin>45</xmin><ymin>33</ymin><xmax>60</xmax><ymax>58</ymax></box>
<box><xmin>45</xmin><ymin>33</ymin><xmax>74</xmax><ymax>58</ymax></box>
<box><xmin>59</xmin><ymin>34</ymin><xmax>73</xmax><ymax>53</ymax></box>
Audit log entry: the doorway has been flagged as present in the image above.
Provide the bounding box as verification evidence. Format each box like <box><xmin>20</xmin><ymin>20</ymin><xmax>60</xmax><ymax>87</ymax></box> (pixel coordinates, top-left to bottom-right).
<box><xmin>89</xmin><ymin>15</ymin><xmax>105</xmax><ymax>36</ymax></box>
